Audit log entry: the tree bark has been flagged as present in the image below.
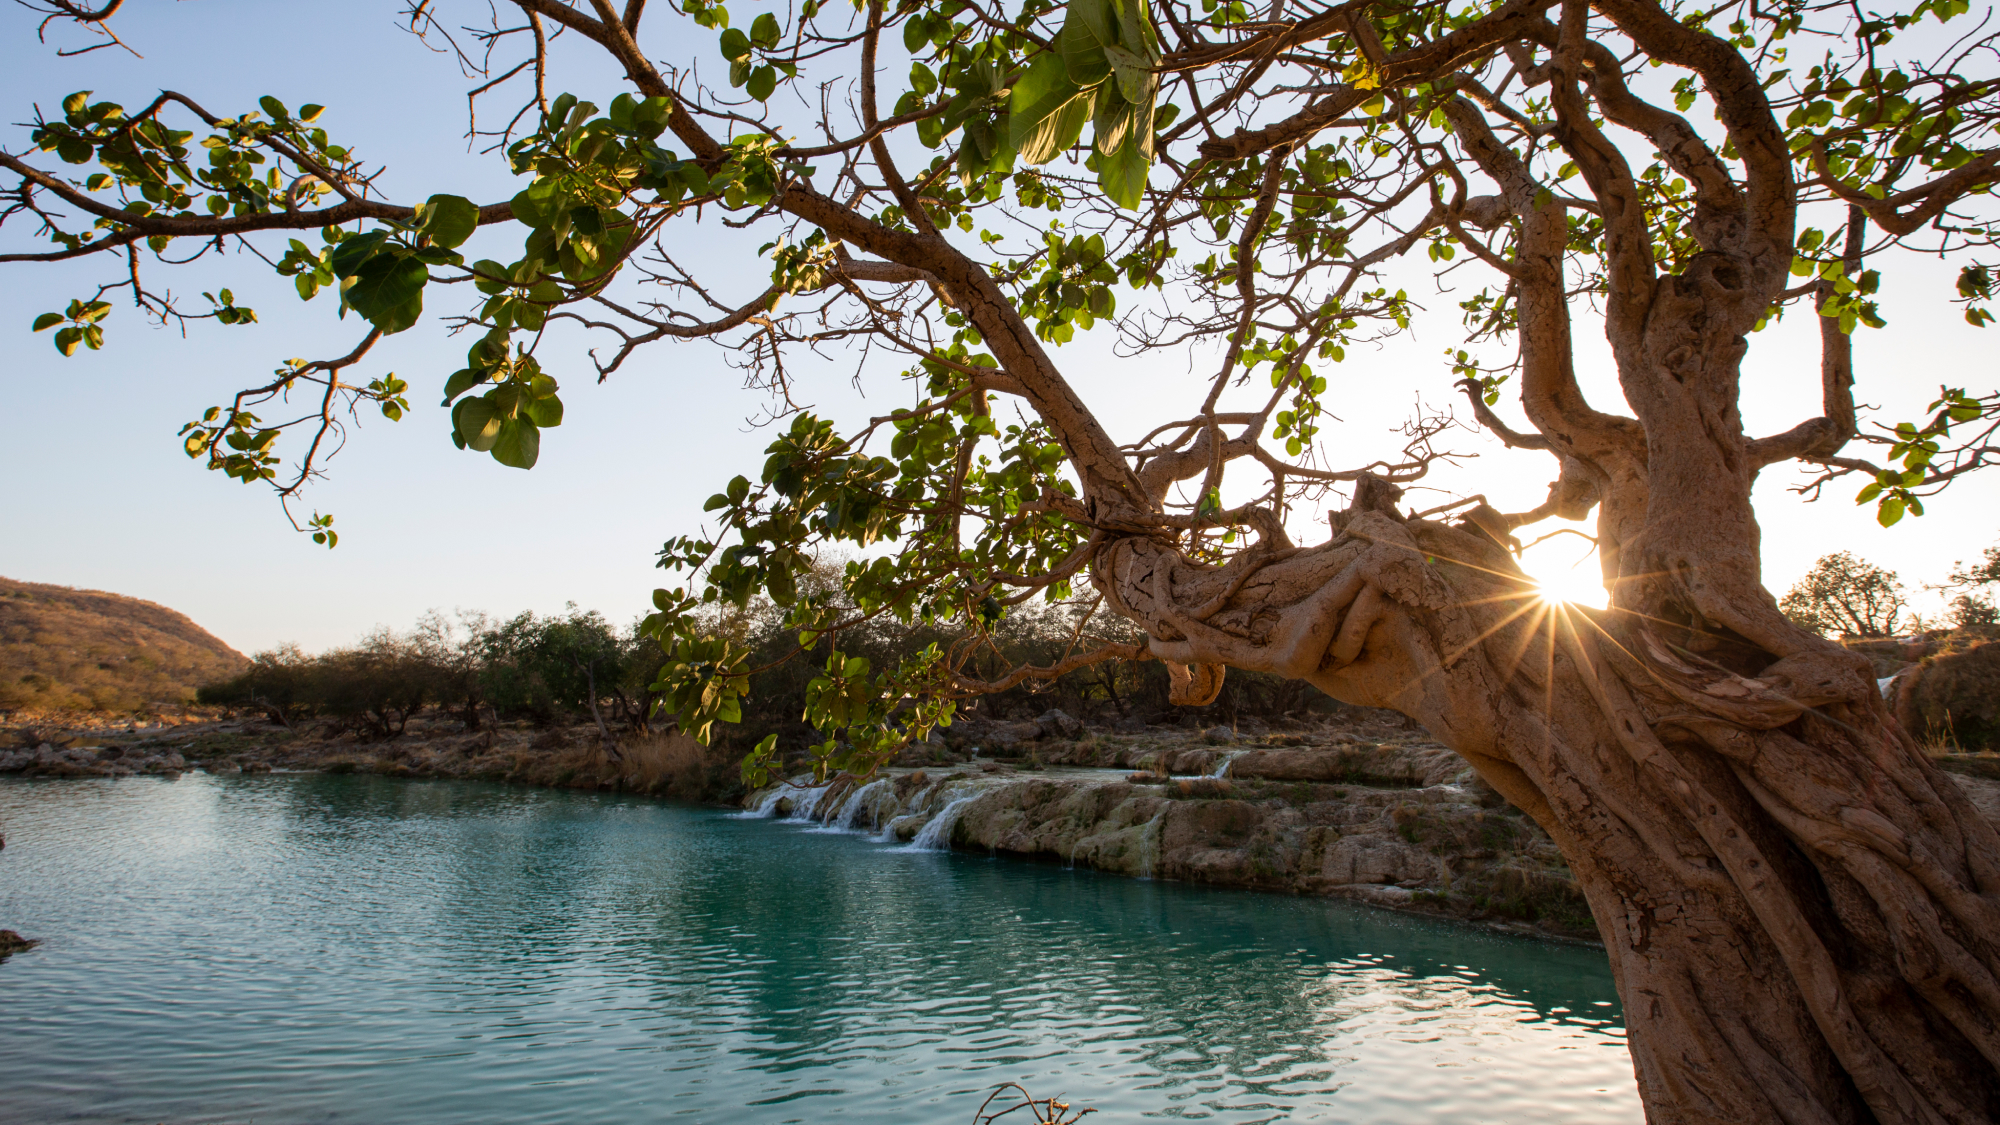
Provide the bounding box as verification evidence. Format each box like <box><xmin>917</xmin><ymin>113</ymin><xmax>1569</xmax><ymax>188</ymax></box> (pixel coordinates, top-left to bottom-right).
<box><xmin>1091</xmin><ymin>344</ymin><xmax>2000</xmax><ymax>1125</ymax></box>
<box><xmin>1095</xmin><ymin>505</ymin><xmax>2000</xmax><ymax>1123</ymax></box>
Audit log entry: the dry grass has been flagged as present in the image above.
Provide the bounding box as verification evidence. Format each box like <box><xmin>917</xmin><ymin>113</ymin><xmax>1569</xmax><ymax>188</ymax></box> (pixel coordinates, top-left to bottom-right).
<box><xmin>514</xmin><ymin>731</ymin><xmax>712</xmax><ymax>798</ymax></box>
<box><xmin>619</xmin><ymin>732</ymin><xmax>708</xmax><ymax>794</ymax></box>
<box><xmin>0</xmin><ymin>577</ymin><xmax>246</xmax><ymax>712</ymax></box>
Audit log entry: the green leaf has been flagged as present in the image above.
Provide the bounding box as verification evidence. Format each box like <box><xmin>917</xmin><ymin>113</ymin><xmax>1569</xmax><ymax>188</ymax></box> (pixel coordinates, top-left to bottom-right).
<box><xmin>441</xmin><ymin>367</ymin><xmax>486</xmax><ymax>405</ymax></box>
<box><xmin>31</xmin><ymin>312</ymin><xmax>63</xmax><ymax>332</ymax></box>
<box><xmin>750</xmin><ymin>12</ymin><xmax>780</xmax><ymax>47</ymax></box>
<box><xmin>1010</xmin><ymin>50</ymin><xmax>1078</xmax><ymax>132</ymax></box>
<box><xmin>471</xmin><ymin>259</ymin><xmax>511</xmax><ymax>295</ymax></box>
<box><xmin>419</xmin><ymin>193</ymin><xmax>480</xmax><ymax>249</ymax></box>
<box><xmin>508</xmin><ymin>180</ymin><xmax>562</xmax><ymax>228</ymax></box>
<box><xmin>719</xmin><ymin>27</ymin><xmax>752</xmax><ymax>62</ymax></box>
<box><xmin>767</xmin><ymin>559</ymin><xmax>796</xmax><ymax>605</ymax></box>
<box><xmin>747</xmin><ymin>65</ymin><xmax>777</xmax><ymax>102</ymax></box>
<box><xmin>1015</xmin><ymin>98</ymin><xmax>1090</xmax><ymax>167</ymax></box>
<box><xmin>1059</xmin><ymin>0</ymin><xmax>1115</xmax><ymax>87</ymax></box>
<box><xmin>1878</xmin><ymin>496</ymin><xmax>1907</xmax><ymax>527</ymax></box>
<box><xmin>345</xmin><ymin>255</ymin><xmax>429</xmax><ymax>333</ymax></box>
<box><xmin>328</xmin><ymin>230</ymin><xmax>388</xmax><ymax>278</ymax></box>
<box><xmin>491</xmin><ymin>416</ymin><xmax>541</xmax><ymax>469</ymax></box>
<box><xmin>1096</xmin><ymin>129</ymin><xmax>1150</xmax><ymax>210</ymax></box>
<box><xmin>676</xmin><ymin>163</ymin><xmax>712</xmax><ymax>196</ymax></box>
<box><xmin>522</xmin><ymin>393</ymin><xmax>564</xmax><ymax>428</ymax></box>
<box><xmin>1091</xmin><ymin>81</ymin><xmax>1143</xmax><ymax>158</ymax></box>
<box><xmin>258</xmin><ymin>95</ymin><xmax>289</xmax><ymax>120</ymax></box>
<box><xmin>1104</xmin><ymin>41</ymin><xmax>1154</xmax><ymax>105</ymax></box>
<box><xmin>453</xmin><ymin>395</ymin><xmax>503</xmax><ymax>451</ymax></box>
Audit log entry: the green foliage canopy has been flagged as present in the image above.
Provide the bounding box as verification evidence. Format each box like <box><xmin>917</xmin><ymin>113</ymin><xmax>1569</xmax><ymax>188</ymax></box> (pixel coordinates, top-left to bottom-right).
<box><xmin>7</xmin><ymin>0</ymin><xmax>2000</xmax><ymax>783</ymax></box>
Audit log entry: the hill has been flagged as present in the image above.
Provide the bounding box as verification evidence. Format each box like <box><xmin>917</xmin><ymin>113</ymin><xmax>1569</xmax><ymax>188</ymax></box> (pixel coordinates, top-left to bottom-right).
<box><xmin>0</xmin><ymin>577</ymin><xmax>248</xmax><ymax>713</ymax></box>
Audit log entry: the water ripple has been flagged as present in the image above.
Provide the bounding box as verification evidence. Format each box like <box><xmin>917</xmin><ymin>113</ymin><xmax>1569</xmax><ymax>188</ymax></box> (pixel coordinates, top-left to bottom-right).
<box><xmin>0</xmin><ymin>774</ymin><xmax>1640</xmax><ymax>1124</ymax></box>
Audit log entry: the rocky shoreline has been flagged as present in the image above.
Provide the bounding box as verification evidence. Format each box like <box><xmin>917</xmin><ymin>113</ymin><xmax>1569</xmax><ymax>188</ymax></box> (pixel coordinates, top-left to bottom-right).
<box><xmin>743</xmin><ymin>732</ymin><xmax>1601</xmax><ymax>943</ymax></box>
<box><xmin>9</xmin><ymin>707</ymin><xmax>2000</xmax><ymax>946</ymax></box>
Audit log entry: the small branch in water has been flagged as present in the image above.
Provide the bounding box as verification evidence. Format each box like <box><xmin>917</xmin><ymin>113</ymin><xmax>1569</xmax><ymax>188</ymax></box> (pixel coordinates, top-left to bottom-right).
<box><xmin>973</xmin><ymin>1082</ymin><xmax>1095</xmax><ymax>1124</ymax></box>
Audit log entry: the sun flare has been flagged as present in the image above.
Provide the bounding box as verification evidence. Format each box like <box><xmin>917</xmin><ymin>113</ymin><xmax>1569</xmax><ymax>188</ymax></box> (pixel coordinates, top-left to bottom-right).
<box><xmin>1522</xmin><ymin>538</ymin><xmax>1609</xmax><ymax>609</ymax></box>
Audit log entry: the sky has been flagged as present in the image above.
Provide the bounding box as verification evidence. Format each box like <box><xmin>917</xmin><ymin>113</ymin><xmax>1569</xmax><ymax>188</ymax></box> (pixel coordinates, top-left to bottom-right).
<box><xmin>1</xmin><ymin>2</ymin><xmax>1995</xmax><ymax>656</ymax></box>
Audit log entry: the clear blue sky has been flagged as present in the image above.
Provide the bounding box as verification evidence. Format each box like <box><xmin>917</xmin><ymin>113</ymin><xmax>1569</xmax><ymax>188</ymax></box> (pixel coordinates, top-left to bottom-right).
<box><xmin>2</xmin><ymin>3</ymin><xmax>1993</xmax><ymax>654</ymax></box>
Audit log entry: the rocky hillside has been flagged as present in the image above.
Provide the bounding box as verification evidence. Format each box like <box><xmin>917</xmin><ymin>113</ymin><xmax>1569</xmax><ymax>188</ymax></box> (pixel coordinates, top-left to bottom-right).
<box><xmin>0</xmin><ymin>577</ymin><xmax>247</xmax><ymax>713</ymax></box>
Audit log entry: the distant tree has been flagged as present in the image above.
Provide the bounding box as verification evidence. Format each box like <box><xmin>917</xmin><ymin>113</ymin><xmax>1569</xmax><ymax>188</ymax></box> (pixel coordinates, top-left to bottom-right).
<box><xmin>1944</xmin><ymin>541</ymin><xmax>2000</xmax><ymax>591</ymax></box>
<box><xmin>477</xmin><ymin>606</ymin><xmax>650</xmax><ymax>743</ymax></box>
<box><xmin>200</xmin><ymin>644</ymin><xmax>316</xmax><ymax>728</ymax></box>
<box><xmin>1950</xmin><ymin>593</ymin><xmax>2000</xmax><ymax>628</ymax></box>
<box><xmin>409</xmin><ymin>610</ymin><xmax>495</xmax><ymax>731</ymax></box>
<box><xmin>311</xmin><ymin>630</ymin><xmax>436</xmax><ymax>739</ymax></box>
<box><xmin>1780</xmin><ymin>551</ymin><xmax>1911</xmax><ymax>637</ymax></box>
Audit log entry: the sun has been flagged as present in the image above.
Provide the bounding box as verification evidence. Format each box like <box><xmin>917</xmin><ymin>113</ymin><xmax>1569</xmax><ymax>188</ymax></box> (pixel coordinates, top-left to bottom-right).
<box><xmin>1520</xmin><ymin>535</ymin><xmax>1609</xmax><ymax>609</ymax></box>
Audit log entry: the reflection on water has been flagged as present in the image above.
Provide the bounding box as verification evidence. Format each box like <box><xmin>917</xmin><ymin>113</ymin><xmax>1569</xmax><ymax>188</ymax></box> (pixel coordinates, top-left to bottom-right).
<box><xmin>0</xmin><ymin>775</ymin><xmax>1639</xmax><ymax>1124</ymax></box>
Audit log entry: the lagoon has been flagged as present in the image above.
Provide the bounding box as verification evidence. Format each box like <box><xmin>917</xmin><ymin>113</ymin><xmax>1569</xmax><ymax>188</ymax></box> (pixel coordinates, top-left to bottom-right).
<box><xmin>0</xmin><ymin>774</ymin><xmax>1640</xmax><ymax>1124</ymax></box>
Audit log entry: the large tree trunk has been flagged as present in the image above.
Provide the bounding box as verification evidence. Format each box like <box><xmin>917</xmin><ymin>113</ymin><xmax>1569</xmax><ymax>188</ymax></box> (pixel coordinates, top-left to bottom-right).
<box><xmin>1097</xmin><ymin>493</ymin><xmax>2000</xmax><ymax>1123</ymax></box>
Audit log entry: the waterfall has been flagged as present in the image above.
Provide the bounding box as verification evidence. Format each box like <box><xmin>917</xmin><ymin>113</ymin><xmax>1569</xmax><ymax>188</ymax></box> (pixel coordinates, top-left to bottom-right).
<box><xmin>835</xmin><ymin>778</ymin><xmax>892</xmax><ymax>832</ymax></box>
<box><xmin>788</xmin><ymin>783</ymin><xmax>834</xmax><ymax>823</ymax></box>
<box><xmin>908</xmin><ymin>789</ymin><xmax>984</xmax><ymax>851</ymax></box>
<box><xmin>729</xmin><ymin>786</ymin><xmax>789</xmax><ymax>818</ymax></box>
<box><xmin>1134</xmin><ymin>805</ymin><xmax>1170</xmax><ymax>879</ymax></box>
<box><xmin>1209</xmin><ymin>751</ymin><xmax>1242</xmax><ymax>779</ymax></box>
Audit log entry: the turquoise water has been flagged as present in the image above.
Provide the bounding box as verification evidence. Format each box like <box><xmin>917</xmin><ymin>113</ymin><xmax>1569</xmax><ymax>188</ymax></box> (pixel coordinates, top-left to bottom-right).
<box><xmin>0</xmin><ymin>775</ymin><xmax>1639</xmax><ymax>1124</ymax></box>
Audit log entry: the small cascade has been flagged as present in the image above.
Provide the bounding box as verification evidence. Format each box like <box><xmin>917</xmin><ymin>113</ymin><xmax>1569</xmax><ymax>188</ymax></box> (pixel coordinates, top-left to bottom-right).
<box><xmin>787</xmin><ymin>783</ymin><xmax>835</xmax><ymax>823</ymax></box>
<box><xmin>908</xmin><ymin>788</ymin><xmax>985</xmax><ymax>851</ymax></box>
<box><xmin>1209</xmin><ymin>750</ymin><xmax>1242</xmax><ymax>779</ymax></box>
<box><xmin>1133</xmin><ymin>806</ymin><xmax>1170</xmax><ymax>880</ymax></box>
<box><xmin>835</xmin><ymin>778</ymin><xmax>892</xmax><ymax>832</ymax></box>
<box><xmin>729</xmin><ymin>786</ymin><xmax>789</xmax><ymax>818</ymax></box>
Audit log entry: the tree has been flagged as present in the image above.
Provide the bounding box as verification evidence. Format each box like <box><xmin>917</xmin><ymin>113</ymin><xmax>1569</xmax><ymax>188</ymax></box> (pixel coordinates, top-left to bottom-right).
<box><xmin>1781</xmin><ymin>550</ymin><xmax>1911</xmax><ymax>637</ymax></box>
<box><xmin>1949</xmin><ymin>592</ymin><xmax>1999</xmax><ymax>627</ymax></box>
<box><xmin>1939</xmin><ymin>541</ymin><xmax>1999</xmax><ymax>626</ymax></box>
<box><xmin>10</xmin><ymin>0</ymin><xmax>2000</xmax><ymax>1120</ymax></box>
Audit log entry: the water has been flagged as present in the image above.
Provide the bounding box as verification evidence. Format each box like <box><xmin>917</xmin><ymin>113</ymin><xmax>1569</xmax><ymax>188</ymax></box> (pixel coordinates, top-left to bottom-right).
<box><xmin>908</xmin><ymin>788</ymin><xmax>984</xmax><ymax>851</ymax></box>
<box><xmin>0</xmin><ymin>775</ymin><xmax>1641</xmax><ymax>1125</ymax></box>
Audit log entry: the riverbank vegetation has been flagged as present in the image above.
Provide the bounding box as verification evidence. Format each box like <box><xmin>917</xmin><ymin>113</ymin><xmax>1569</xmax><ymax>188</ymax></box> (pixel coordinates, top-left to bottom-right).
<box><xmin>192</xmin><ymin>574</ymin><xmax>1358</xmax><ymax>761</ymax></box>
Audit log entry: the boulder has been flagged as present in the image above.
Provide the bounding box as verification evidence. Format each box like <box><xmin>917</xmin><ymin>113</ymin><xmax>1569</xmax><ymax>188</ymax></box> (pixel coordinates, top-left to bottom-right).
<box><xmin>1159</xmin><ymin>748</ymin><xmax>1222</xmax><ymax>775</ymax></box>
<box><xmin>1317</xmin><ymin>834</ymin><xmax>1442</xmax><ymax>886</ymax></box>
<box><xmin>942</xmin><ymin>719</ymin><xmax>1044</xmax><ymax>752</ymax></box>
<box><xmin>1899</xmin><ymin>640</ymin><xmax>2000</xmax><ymax>750</ymax></box>
<box><xmin>1036</xmin><ymin>709</ymin><xmax>1083</xmax><ymax>740</ymax></box>
<box><xmin>1227</xmin><ymin>743</ymin><xmax>1467</xmax><ymax>787</ymax></box>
